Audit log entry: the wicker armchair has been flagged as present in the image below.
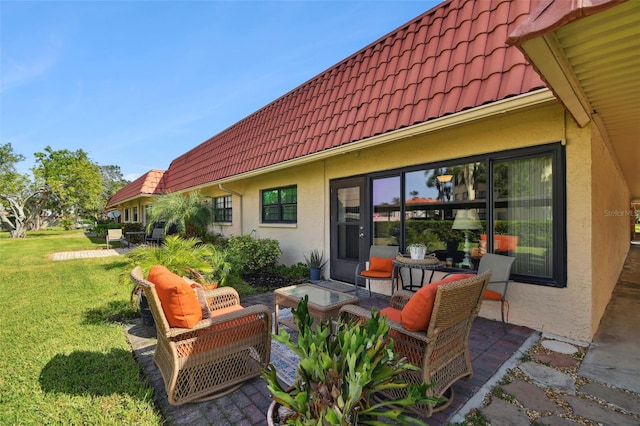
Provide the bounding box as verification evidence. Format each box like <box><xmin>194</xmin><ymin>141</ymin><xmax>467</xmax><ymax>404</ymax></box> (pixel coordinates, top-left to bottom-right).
<box><xmin>339</xmin><ymin>271</ymin><xmax>491</xmax><ymax>417</ymax></box>
<box><xmin>130</xmin><ymin>266</ymin><xmax>272</xmax><ymax>405</ymax></box>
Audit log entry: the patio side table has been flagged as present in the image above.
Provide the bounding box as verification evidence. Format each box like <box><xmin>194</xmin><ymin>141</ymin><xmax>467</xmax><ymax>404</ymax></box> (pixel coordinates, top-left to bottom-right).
<box><xmin>273</xmin><ymin>284</ymin><xmax>359</xmax><ymax>333</ymax></box>
<box><xmin>393</xmin><ymin>255</ymin><xmax>443</xmax><ymax>293</ymax></box>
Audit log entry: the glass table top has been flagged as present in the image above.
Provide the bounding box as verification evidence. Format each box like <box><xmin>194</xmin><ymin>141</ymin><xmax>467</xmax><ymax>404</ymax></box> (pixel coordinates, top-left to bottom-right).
<box><xmin>276</xmin><ymin>284</ymin><xmax>356</xmax><ymax>307</ymax></box>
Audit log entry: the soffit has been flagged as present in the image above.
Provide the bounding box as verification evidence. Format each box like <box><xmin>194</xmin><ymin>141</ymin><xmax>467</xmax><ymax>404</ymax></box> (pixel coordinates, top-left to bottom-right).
<box><xmin>511</xmin><ymin>0</ymin><xmax>640</xmax><ymax>201</ymax></box>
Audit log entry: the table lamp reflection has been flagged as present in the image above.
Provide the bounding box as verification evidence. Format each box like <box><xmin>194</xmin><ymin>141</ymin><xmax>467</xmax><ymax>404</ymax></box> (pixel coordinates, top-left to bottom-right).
<box><xmin>451</xmin><ymin>209</ymin><xmax>481</xmax><ymax>268</ymax></box>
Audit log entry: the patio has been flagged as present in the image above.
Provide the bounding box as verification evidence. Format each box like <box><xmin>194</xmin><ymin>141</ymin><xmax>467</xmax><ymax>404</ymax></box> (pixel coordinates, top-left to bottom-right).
<box><xmin>126</xmin><ymin>281</ymin><xmax>535</xmax><ymax>425</ymax></box>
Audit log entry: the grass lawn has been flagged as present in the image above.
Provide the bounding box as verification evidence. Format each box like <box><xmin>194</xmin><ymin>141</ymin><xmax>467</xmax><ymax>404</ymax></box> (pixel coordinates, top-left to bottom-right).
<box><xmin>0</xmin><ymin>230</ymin><xmax>162</xmax><ymax>425</ymax></box>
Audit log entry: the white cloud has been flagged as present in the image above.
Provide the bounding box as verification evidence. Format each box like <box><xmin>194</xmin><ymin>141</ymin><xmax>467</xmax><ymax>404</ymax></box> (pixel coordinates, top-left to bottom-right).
<box><xmin>1</xmin><ymin>36</ymin><xmax>63</xmax><ymax>93</ymax></box>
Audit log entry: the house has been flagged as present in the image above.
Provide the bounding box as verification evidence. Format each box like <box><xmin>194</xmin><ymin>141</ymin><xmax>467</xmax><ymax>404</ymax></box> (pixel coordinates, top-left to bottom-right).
<box><xmin>107</xmin><ymin>0</ymin><xmax>639</xmax><ymax>342</ymax></box>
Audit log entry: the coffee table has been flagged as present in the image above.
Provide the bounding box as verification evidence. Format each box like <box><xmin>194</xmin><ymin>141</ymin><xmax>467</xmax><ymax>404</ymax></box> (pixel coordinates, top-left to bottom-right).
<box><xmin>273</xmin><ymin>284</ymin><xmax>359</xmax><ymax>333</ymax></box>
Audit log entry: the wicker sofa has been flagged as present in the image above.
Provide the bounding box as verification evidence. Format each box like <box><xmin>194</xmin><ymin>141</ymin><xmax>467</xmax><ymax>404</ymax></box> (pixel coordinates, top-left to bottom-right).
<box><xmin>339</xmin><ymin>271</ymin><xmax>491</xmax><ymax>416</ymax></box>
<box><xmin>130</xmin><ymin>266</ymin><xmax>272</xmax><ymax>405</ymax></box>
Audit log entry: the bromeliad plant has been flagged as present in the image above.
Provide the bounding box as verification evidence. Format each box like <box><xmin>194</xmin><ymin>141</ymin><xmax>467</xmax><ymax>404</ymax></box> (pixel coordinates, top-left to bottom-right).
<box><xmin>262</xmin><ymin>296</ymin><xmax>442</xmax><ymax>425</ymax></box>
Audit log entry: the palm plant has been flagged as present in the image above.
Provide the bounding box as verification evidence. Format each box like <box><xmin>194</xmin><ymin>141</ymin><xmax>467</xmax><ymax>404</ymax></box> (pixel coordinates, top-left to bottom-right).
<box><xmin>123</xmin><ymin>235</ymin><xmax>232</xmax><ymax>302</ymax></box>
<box><xmin>145</xmin><ymin>192</ymin><xmax>211</xmax><ymax>238</ymax></box>
<box><xmin>124</xmin><ymin>235</ymin><xmax>214</xmax><ymax>277</ymax></box>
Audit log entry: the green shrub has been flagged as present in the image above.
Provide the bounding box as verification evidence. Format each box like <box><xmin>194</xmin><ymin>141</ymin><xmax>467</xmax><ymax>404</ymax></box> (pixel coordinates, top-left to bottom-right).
<box><xmin>59</xmin><ymin>217</ymin><xmax>74</xmax><ymax>231</ymax></box>
<box><xmin>272</xmin><ymin>262</ymin><xmax>309</xmax><ymax>281</ymax></box>
<box><xmin>201</xmin><ymin>231</ymin><xmax>229</xmax><ymax>248</ymax></box>
<box><xmin>227</xmin><ymin>235</ymin><xmax>282</xmax><ymax>274</ymax></box>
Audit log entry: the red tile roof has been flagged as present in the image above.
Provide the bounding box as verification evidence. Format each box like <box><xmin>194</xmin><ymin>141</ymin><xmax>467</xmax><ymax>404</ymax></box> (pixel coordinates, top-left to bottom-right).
<box><xmin>406</xmin><ymin>197</ymin><xmax>440</xmax><ymax>205</ymax></box>
<box><xmin>106</xmin><ymin>170</ymin><xmax>165</xmax><ymax>207</ymax></box>
<box><xmin>122</xmin><ymin>0</ymin><xmax>548</xmax><ymax>197</ymax></box>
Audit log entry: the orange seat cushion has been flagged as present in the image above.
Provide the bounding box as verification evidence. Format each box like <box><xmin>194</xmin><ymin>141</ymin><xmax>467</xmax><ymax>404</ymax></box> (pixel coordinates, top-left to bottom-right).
<box><xmin>484</xmin><ymin>289</ymin><xmax>504</xmax><ymax>301</ymax></box>
<box><xmin>401</xmin><ymin>274</ymin><xmax>475</xmax><ymax>332</ymax></box>
<box><xmin>148</xmin><ymin>265</ymin><xmax>203</xmax><ymax>329</ymax></box>
<box><xmin>360</xmin><ymin>256</ymin><xmax>394</xmax><ymax>278</ymax></box>
<box><xmin>360</xmin><ymin>270</ymin><xmax>392</xmax><ymax>278</ymax></box>
<box><xmin>182</xmin><ymin>315</ymin><xmax>262</xmax><ymax>357</ymax></box>
<box><xmin>210</xmin><ymin>304</ymin><xmax>244</xmax><ymax>317</ymax></box>
<box><xmin>380</xmin><ymin>306</ymin><xmax>402</xmax><ymax>323</ymax></box>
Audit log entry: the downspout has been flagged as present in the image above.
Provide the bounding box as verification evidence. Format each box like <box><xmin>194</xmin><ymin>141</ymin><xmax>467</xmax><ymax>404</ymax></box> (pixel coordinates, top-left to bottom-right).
<box><xmin>218</xmin><ymin>184</ymin><xmax>243</xmax><ymax>234</ymax></box>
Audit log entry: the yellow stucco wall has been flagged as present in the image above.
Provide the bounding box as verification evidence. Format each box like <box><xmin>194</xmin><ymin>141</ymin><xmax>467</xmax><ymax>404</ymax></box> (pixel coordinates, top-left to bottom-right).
<box><xmin>205</xmin><ymin>165</ymin><xmax>328</xmax><ymax>267</ymax></box>
<box><xmin>116</xmin><ymin>197</ymin><xmax>152</xmax><ymax>226</ymax></box>
<box><xmin>134</xmin><ymin>99</ymin><xmax>627</xmax><ymax>341</ymax></box>
<box><xmin>589</xmin><ymin>122</ymin><xmax>630</xmax><ymax>336</ymax></box>
<box><xmin>318</xmin><ymin>103</ymin><xmax>599</xmax><ymax>341</ymax></box>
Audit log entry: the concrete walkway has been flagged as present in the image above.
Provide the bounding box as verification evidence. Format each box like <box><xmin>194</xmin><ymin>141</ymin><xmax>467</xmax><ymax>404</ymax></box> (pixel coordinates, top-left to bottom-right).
<box><xmin>50</xmin><ymin>247</ymin><xmax>132</xmax><ymax>261</ymax></box>
<box><xmin>478</xmin><ymin>245</ymin><xmax>640</xmax><ymax>425</ymax></box>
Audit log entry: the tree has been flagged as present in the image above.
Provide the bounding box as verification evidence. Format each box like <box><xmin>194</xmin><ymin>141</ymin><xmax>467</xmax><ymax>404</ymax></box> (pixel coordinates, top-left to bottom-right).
<box><xmin>99</xmin><ymin>165</ymin><xmax>129</xmax><ymax>218</ymax></box>
<box><xmin>0</xmin><ymin>143</ymin><xmax>47</xmax><ymax>238</ymax></box>
<box><xmin>33</xmin><ymin>146</ymin><xmax>103</xmax><ymax>221</ymax></box>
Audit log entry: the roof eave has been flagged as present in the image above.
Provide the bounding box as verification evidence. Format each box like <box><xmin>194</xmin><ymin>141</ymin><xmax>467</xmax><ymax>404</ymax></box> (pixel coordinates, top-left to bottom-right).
<box><xmin>180</xmin><ymin>89</ymin><xmax>555</xmax><ymax>192</ymax></box>
<box><xmin>517</xmin><ymin>36</ymin><xmax>591</xmax><ymax>127</ymax></box>
<box><xmin>105</xmin><ymin>193</ymin><xmax>157</xmax><ymax>209</ymax></box>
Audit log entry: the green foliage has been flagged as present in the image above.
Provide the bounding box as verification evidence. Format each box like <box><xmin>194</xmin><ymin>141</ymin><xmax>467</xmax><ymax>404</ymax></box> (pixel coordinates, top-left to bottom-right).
<box><xmin>33</xmin><ymin>146</ymin><xmax>103</xmax><ymax>220</ymax></box>
<box><xmin>380</xmin><ymin>219</ymin><xmax>553</xmax><ymax>252</ymax></box>
<box><xmin>303</xmin><ymin>249</ymin><xmax>327</xmax><ymax>269</ymax></box>
<box><xmin>462</xmin><ymin>409</ymin><xmax>490</xmax><ymax>426</ymax></box>
<box><xmin>122</xmin><ymin>235</ymin><xmax>231</xmax><ymax>290</ymax></box>
<box><xmin>227</xmin><ymin>234</ymin><xmax>282</xmax><ymax>274</ymax></box>
<box><xmin>99</xmin><ymin>165</ymin><xmax>129</xmax><ymax>207</ymax></box>
<box><xmin>200</xmin><ymin>231</ymin><xmax>229</xmax><ymax>247</ymax></box>
<box><xmin>273</xmin><ymin>262</ymin><xmax>309</xmax><ymax>280</ymax></box>
<box><xmin>59</xmin><ymin>217</ymin><xmax>74</xmax><ymax>230</ymax></box>
<box><xmin>145</xmin><ymin>192</ymin><xmax>211</xmax><ymax>239</ymax></box>
<box><xmin>262</xmin><ymin>296</ymin><xmax>442</xmax><ymax>425</ymax></box>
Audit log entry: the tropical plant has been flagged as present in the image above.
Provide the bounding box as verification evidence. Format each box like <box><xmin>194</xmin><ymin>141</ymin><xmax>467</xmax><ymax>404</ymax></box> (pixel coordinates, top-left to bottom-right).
<box><xmin>145</xmin><ymin>191</ymin><xmax>212</xmax><ymax>238</ymax></box>
<box><xmin>303</xmin><ymin>249</ymin><xmax>327</xmax><ymax>269</ymax></box>
<box><xmin>123</xmin><ymin>235</ymin><xmax>232</xmax><ymax>304</ymax></box>
<box><xmin>262</xmin><ymin>296</ymin><xmax>442</xmax><ymax>425</ymax></box>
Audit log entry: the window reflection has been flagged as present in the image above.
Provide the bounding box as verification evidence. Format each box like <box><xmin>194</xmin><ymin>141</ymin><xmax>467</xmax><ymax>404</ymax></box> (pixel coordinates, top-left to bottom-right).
<box><xmin>366</xmin><ymin>147</ymin><xmax>562</xmax><ymax>285</ymax></box>
<box><xmin>403</xmin><ymin>163</ymin><xmax>485</xmax><ymax>261</ymax></box>
<box><xmin>372</xmin><ymin>176</ymin><xmax>400</xmax><ymax>246</ymax></box>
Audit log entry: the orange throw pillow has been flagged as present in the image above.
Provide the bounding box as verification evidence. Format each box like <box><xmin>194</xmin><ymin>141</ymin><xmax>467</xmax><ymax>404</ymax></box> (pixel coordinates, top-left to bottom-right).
<box><xmin>147</xmin><ymin>265</ymin><xmax>203</xmax><ymax>328</ymax></box>
<box><xmin>401</xmin><ymin>274</ymin><xmax>475</xmax><ymax>332</ymax></box>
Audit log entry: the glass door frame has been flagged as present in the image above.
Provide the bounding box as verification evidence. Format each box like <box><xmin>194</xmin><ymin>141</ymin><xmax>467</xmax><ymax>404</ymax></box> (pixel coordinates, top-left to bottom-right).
<box><xmin>329</xmin><ymin>176</ymin><xmax>369</xmax><ymax>283</ymax></box>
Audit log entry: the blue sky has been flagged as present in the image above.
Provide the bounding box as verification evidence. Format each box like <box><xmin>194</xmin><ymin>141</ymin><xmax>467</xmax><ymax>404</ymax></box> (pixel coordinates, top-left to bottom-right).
<box><xmin>1</xmin><ymin>1</ymin><xmax>440</xmax><ymax>181</ymax></box>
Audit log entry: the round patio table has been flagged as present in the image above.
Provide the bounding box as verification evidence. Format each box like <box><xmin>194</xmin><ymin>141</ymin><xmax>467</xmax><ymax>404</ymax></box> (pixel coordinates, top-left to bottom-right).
<box><xmin>392</xmin><ymin>255</ymin><xmax>443</xmax><ymax>293</ymax></box>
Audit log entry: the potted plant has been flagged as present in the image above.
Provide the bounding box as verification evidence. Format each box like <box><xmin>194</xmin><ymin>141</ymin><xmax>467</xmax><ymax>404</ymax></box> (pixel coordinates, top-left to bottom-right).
<box><xmin>406</xmin><ymin>243</ymin><xmax>427</xmax><ymax>260</ymax></box>
<box><xmin>303</xmin><ymin>249</ymin><xmax>327</xmax><ymax>281</ymax></box>
<box><xmin>262</xmin><ymin>296</ymin><xmax>442</xmax><ymax>425</ymax></box>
